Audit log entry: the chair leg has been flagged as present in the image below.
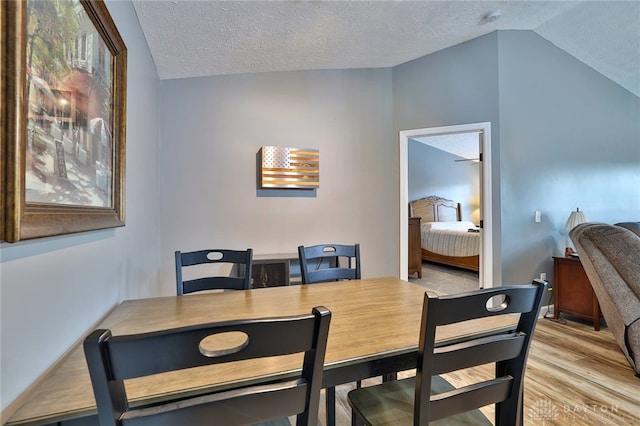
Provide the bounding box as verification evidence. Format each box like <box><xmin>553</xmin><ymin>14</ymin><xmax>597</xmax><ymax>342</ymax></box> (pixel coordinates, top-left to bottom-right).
<box><xmin>352</xmin><ymin>409</ymin><xmax>365</xmax><ymax>426</ymax></box>
<box><xmin>326</xmin><ymin>386</ymin><xmax>336</xmax><ymax>426</ymax></box>
<box><xmin>350</xmin><ymin>381</ymin><xmax>365</xmax><ymax>425</ymax></box>
<box><xmin>382</xmin><ymin>372</ymin><xmax>397</xmax><ymax>382</ymax></box>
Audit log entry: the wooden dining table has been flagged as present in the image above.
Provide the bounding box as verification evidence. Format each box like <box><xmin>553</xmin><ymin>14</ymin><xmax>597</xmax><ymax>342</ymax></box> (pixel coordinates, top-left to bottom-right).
<box><xmin>5</xmin><ymin>277</ymin><xmax>516</xmax><ymax>426</ymax></box>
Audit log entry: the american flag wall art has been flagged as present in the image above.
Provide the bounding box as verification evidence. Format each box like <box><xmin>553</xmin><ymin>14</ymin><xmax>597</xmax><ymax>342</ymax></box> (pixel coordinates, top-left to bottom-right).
<box><xmin>259</xmin><ymin>146</ymin><xmax>319</xmax><ymax>189</ymax></box>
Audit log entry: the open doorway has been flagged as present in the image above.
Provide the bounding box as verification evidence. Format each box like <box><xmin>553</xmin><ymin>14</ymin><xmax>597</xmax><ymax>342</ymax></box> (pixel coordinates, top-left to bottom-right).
<box><xmin>399</xmin><ymin>122</ymin><xmax>493</xmax><ymax>289</ymax></box>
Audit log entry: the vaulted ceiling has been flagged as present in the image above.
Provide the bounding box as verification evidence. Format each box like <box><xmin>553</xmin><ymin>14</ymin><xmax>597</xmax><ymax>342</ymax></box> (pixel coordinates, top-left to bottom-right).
<box><xmin>132</xmin><ymin>1</ymin><xmax>640</xmax><ymax>97</ymax></box>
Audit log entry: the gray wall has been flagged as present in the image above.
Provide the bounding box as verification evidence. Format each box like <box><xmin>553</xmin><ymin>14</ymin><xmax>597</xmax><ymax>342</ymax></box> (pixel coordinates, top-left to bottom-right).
<box><xmin>157</xmin><ymin>69</ymin><xmax>396</xmax><ymax>293</ymax></box>
<box><xmin>0</xmin><ymin>0</ymin><xmax>161</xmax><ymax>414</ymax></box>
<box><xmin>496</xmin><ymin>30</ymin><xmax>640</xmax><ymax>284</ymax></box>
<box><xmin>395</xmin><ymin>30</ymin><xmax>640</xmax><ymax>287</ymax></box>
<box><xmin>408</xmin><ymin>141</ymin><xmax>480</xmax><ymax>223</ymax></box>
<box><xmin>394</xmin><ymin>32</ymin><xmax>503</xmax><ymax>281</ymax></box>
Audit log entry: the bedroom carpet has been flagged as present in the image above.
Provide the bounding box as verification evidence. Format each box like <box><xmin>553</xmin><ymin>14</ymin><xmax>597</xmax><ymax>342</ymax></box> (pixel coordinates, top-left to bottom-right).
<box><xmin>408</xmin><ymin>261</ymin><xmax>479</xmax><ymax>294</ymax></box>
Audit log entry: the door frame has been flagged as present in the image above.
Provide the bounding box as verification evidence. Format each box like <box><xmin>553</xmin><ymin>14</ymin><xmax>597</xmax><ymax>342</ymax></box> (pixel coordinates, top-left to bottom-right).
<box><xmin>399</xmin><ymin>122</ymin><xmax>493</xmax><ymax>288</ymax></box>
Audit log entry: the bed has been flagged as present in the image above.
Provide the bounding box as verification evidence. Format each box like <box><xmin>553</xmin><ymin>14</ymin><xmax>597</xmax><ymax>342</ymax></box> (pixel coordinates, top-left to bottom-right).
<box><xmin>409</xmin><ymin>196</ymin><xmax>480</xmax><ymax>272</ymax></box>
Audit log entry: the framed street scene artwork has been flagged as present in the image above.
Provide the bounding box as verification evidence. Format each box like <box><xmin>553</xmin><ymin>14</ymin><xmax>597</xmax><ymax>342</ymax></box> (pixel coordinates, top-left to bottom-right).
<box><xmin>1</xmin><ymin>0</ymin><xmax>127</xmax><ymax>242</ymax></box>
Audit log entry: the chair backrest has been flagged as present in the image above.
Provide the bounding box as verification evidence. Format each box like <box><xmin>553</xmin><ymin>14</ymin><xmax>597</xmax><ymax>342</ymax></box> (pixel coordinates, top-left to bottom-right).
<box><xmin>175</xmin><ymin>249</ymin><xmax>253</xmax><ymax>295</ymax></box>
<box><xmin>84</xmin><ymin>306</ymin><xmax>331</xmax><ymax>426</ymax></box>
<box><xmin>298</xmin><ymin>244</ymin><xmax>361</xmax><ymax>284</ymax></box>
<box><xmin>615</xmin><ymin>221</ymin><xmax>640</xmax><ymax>237</ymax></box>
<box><xmin>415</xmin><ymin>280</ymin><xmax>547</xmax><ymax>426</ymax></box>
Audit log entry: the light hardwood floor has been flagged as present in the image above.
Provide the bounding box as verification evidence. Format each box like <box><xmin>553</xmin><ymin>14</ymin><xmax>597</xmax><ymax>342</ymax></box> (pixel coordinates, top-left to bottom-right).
<box><xmin>318</xmin><ymin>263</ymin><xmax>640</xmax><ymax>425</ymax></box>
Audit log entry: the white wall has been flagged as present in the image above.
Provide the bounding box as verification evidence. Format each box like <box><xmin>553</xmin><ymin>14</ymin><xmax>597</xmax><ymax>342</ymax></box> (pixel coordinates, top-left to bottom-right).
<box><xmin>0</xmin><ymin>0</ymin><xmax>161</xmax><ymax>415</ymax></box>
<box><xmin>158</xmin><ymin>69</ymin><xmax>396</xmax><ymax>293</ymax></box>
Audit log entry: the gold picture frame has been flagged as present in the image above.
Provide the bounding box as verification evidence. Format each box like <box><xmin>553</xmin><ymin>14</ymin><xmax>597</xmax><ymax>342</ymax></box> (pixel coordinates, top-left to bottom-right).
<box><xmin>1</xmin><ymin>0</ymin><xmax>127</xmax><ymax>242</ymax></box>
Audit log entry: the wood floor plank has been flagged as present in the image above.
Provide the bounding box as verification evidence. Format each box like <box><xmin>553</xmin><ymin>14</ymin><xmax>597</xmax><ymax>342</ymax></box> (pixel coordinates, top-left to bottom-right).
<box><xmin>522</xmin><ymin>319</ymin><xmax>640</xmax><ymax>426</ymax></box>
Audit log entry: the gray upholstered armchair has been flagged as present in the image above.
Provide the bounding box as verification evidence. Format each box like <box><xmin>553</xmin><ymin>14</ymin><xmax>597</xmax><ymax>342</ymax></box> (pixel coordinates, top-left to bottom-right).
<box><xmin>570</xmin><ymin>223</ymin><xmax>640</xmax><ymax>375</ymax></box>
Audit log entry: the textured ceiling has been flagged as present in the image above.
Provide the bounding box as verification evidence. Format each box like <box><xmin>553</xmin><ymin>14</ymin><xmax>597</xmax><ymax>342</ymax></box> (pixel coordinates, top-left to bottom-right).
<box><xmin>132</xmin><ymin>0</ymin><xmax>640</xmax><ymax>97</ymax></box>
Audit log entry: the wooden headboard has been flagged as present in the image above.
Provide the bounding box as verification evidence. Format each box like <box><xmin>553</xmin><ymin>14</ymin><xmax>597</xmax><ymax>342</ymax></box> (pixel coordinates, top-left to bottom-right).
<box><xmin>409</xmin><ymin>196</ymin><xmax>462</xmax><ymax>222</ymax></box>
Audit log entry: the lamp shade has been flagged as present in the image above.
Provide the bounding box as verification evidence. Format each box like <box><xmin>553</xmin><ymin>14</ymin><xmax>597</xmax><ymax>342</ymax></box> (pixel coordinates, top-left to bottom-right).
<box><xmin>565</xmin><ymin>208</ymin><xmax>588</xmax><ymax>231</ymax></box>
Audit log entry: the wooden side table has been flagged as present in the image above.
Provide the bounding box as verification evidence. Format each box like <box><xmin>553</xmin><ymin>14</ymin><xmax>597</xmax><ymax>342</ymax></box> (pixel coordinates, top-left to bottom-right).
<box><xmin>408</xmin><ymin>217</ymin><xmax>422</xmax><ymax>278</ymax></box>
<box><xmin>251</xmin><ymin>253</ymin><xmax>299</xmax><ymax>287</ymax></box>
<box><xmin>553</xmin><ymin>256</ymin><xmax>602</xmax><ymax>330</ymax></box>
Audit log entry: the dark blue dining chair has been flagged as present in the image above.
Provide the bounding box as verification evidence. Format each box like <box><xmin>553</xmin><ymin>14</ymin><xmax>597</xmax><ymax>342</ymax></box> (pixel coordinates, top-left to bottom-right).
<box><xmin>84</xmin><ymin>306</ymin><xmax>331</xmax><ymax>426</ymax></box>
<box><xmin>175</xmin><ymin>248</ymin><xmax>253</xmax><ymax>295</ymax></box>
<box><xmin>347</xmin><ymin>280</ymin><xmax>548</xmax><ymax>426</ymax></box>
<box><xmin>298</xmin><ymin>243</ymin><xmax>362</xmax><ymax>426</ymax></box>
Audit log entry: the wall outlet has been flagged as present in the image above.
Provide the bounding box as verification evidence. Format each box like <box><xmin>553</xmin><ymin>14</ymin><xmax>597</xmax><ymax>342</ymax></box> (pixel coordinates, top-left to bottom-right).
<box><xmin>540</xmin><ymin>272</ymin><xmax>547</xmax><ymax>281</ymax></box>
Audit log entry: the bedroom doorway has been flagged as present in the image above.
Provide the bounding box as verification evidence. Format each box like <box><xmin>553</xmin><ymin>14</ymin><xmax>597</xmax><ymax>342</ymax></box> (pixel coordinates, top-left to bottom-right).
<box><xmin>399</xmin><ymin>122</ymin><xmax>493</xmax><ymax>289</ymax></box>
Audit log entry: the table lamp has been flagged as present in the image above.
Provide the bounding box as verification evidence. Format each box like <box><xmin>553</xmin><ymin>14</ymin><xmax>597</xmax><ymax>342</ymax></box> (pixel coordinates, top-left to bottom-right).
<box><xmin>564</xmin><ymin>208</ymin><xmax>588</xmax><ymax>256</ymax></box>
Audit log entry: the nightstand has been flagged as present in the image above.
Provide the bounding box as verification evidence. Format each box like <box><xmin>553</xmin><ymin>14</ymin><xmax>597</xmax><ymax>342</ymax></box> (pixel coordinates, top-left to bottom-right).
<box><xmin>553</xmin><ymin>256</ymin><xmax>602</xmax><ymax>331</ymax></box>
<box><xmin>408</xmin><ymin>217</ymin><xmax>422</xmax><ymax>278</ymax></box>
